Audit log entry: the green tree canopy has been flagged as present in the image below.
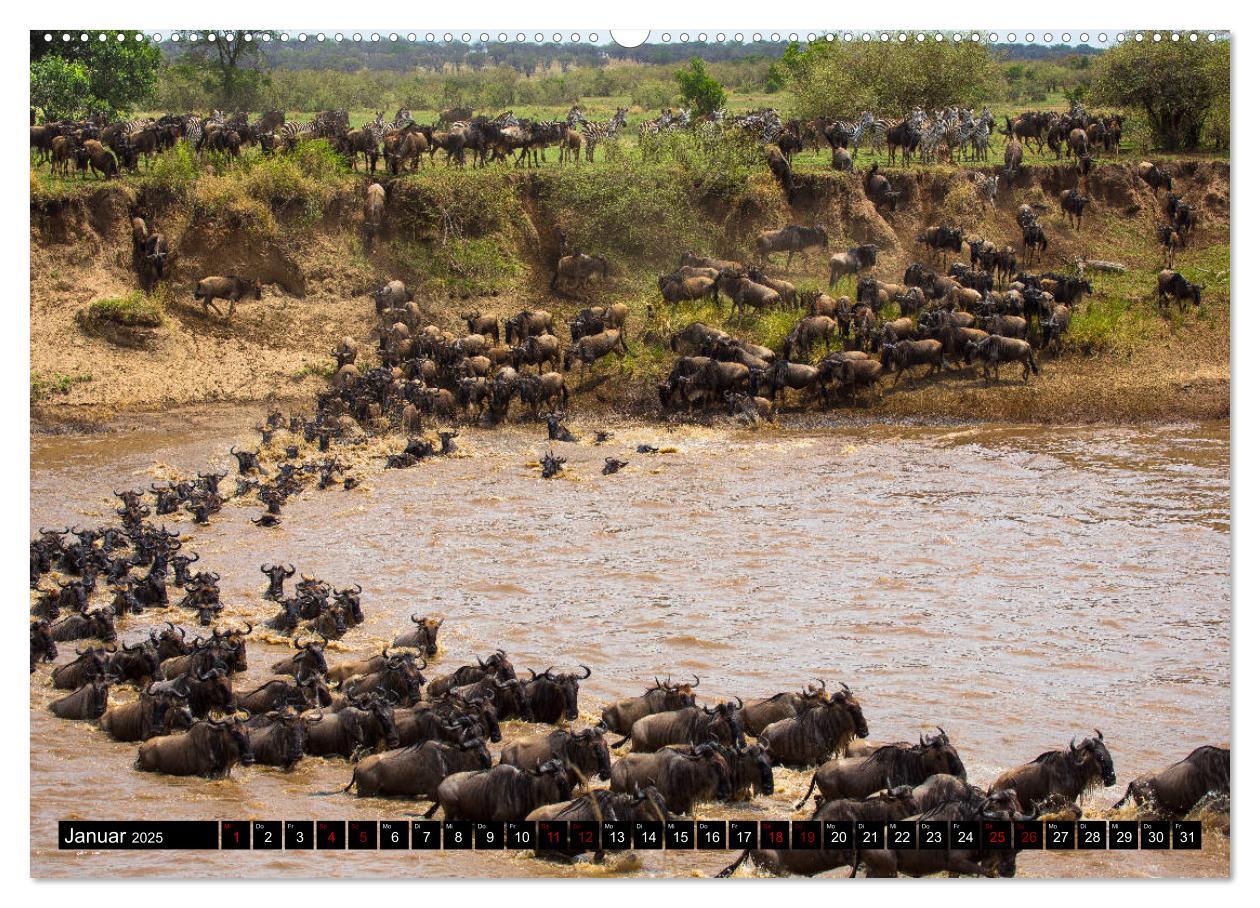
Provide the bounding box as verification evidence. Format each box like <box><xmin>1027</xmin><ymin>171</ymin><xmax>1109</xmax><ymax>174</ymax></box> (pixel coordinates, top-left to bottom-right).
<box><xmin>1088</xmin><ymin>36</ymin><xmax>1229</xmax><ymax>151</ymax></box>
<box><xmin>30</xmin><ymin>31</ymin><xmax>159</xmax><ymax>118</ymax></box>
<box><xmin>177</xmin><ymin>32</ymin><xmax>272</xmax><ymax>110</ymax></box>
<box><xmin>783</xmin><ymin>38</ymin><xmax>996</xmax><ymax>118</ymax></box>
<box><xmin>675</xmin><ymin>58</ymin><xmax>727</xmax><ymax>115</ymax></box>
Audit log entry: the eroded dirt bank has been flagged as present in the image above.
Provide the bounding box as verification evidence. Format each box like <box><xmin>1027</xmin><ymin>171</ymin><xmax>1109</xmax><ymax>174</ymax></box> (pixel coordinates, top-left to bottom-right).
<box><xmin>30</xmin><ymin>160</ymin><xmax>1230</xmax><ymax>428</ymax></box>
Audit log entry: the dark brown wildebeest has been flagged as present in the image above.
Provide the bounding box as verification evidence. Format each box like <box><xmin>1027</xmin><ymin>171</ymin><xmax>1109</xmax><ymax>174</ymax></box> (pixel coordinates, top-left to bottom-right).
<box><xmin>30</xmin><ymin>620</ymin><xmax>57</xmax><ymax>672</ymax></box>
<box><xmin>755</xmin><ymin>225</ymin><xmax>829</xmax><ymax>268</ymax></box>
<box><xmin>340</xmin><ymin>653</ymin><xmax>426</xmax><ymax>707</ymax></box>
<box><xmin>601</xmin><ymin>676</ymin><xmax>699</xmax><ymax>735</ymax></box>
<box><xmin>782</xmin><ymin>316</ymin><xmax>838</xmax><ymax>361</ymax></box>
<box><xmin>990</xmin><ymin>731</ymin><xmax>1116</xmax><ymax>813</ymax></box>
<box><xmin>345</xmin><ymin>733</ymin><xmax>492</xmax><ymax>798</ymax></box>
<box><xmin>81</xmin><ymin>139</ymin><xmax>119</xmax><ymax>179</ymax></box>
<box><xmin>759</xmin><ymin>686</ymin><xmax>869</xmax><ymax>767</ymax></box>
<box><xmin>659</xmin><ymin>273</ymin><xmax>720</xmax><ymax>306</ymax></box>
<box><xmin>1137</xmin><ymin>161</ymin><xmax>1173</xmax><ymax>196</ymax></box>
<box><xmin>717</xmin><ymin>786</ymin><xmax>919</xmax><ymax>877</ymax></box>
<box><xmin>1112</xmin><ymin>745</ymin><xmax>1229</xmax><ymax>817</ymax></box>
<box><xmin>236</xmin><ymin>672</ymin><xmax>330</xmax><ymax>714</ymax></box>
<box><xmin>504</xmin><ymin>309</ymin><xmax>555</xmax><ymax>345</ymax></box>
<box><xmin>392</xmin><ymin>615</ymin><xmax>444</xmax><ymax>656</ymax></box>
<box><xmin>1157</xmin><ymin>269</ymin><xmax>1204</xmax><ymax>312</ymax></box>
<box><xmin>738</xmin><ymin>680</ymin><xmax>830</xmax><ymax>736</ymax></box>
<box><xmin>610</xmin><ymin>742</ymin><xmax>733</xmax><ymax>814</ymax></box>
<box><xmin>525</xmin><ymin>786</ymin><xmax>674</xmax><ymax>860</ymax></box>
<box><xmin>269</xmin><ymin>635</ymin><xmax>329</xmax><ymax>678</ymax></box>
<box><xmin>796</xmin><ymin>729</ymin><xmax>967</xmax><ymax>806</ymax></box>
<box><xmin>451</xmin><ymin>675</ymin><xmax>534</xmax><ymax>722</ymax></box>
<box><xmin>427</xmin><ymin>759</ymin><xmax>573</xmax><ymax>821</ymax></box>
<box><xmin>522</xmin><ymin>666</ymin><xmax>591</xmax><ymax>724</ymax></box>
<box><xmin>245</xmin><ymin>708</ymin><xmax>323</xmax><ymax>769</ymax></box>
<box><xmin>303</xmin><ymin>695</ymin><xmax>401</xmax><ymax>759</ymax></box>
<box><xmin>426</xmin><ymin>650</ymin><xmax>516</xmax><ymax>699</ymax></box>
<box><xmin>1159</xmin><ymin>226</ymin><xmax>1186</xmax><ymax>268</ymax></box>
<box><xmin>460</xmin><ymin>311</ymin><xmax>500</xmax><ymax>344</ymax></box>
<box><xmin>100</xmin><ymin>684</ymin><xmax>192</xmax><ymax>742</ymax></box>
<box><xmin>857</xmin><ymin>788</ymin><xmax>1027</xmax><ymax>878</ymax></box>
<box><xmin>614</xmin><ymin>700</ymin><xmax>746</xmax><ymax>753</ymax></box>
<box><xmin>965</xmin><ymin>335</ymin><xmax>1039</xmax><ymax>382</ymax></box>
<box><xmin>107</xmin><ymin>639</ymin><xmax>164</xmax><ymax>685</ymax></box>
<box><xmin>150</xmin><ymin>666</ymin><xmax>235</xmax><ymax>719</ymax></box>
<box><xmin>881</xmin><ymin>339</ymin><xmax>944</xmax><ymax>386</ymax></box>
<box><xmin>1059</xmin><ymin>188</ymin><xmax>1092</xmax><ymax>229</ymax></box>
<box><xmin>50</xmin><ymin>609</ymin><xmax>117</xmax><ymax>644</ymax></box>
<box><xmin>500</xmin><ymin>726</ymin><xmax>612</xmax><ymax>785</ymax></box>
<box><xmin>52</xmin><ymin>645</ymin><xmax>112</xmax><ymax>690</ymax></box>
<box><xmin>136</xmin><ymin>715</ymin><xmax>254</xmax><ymax>778</ymax></box>
<box><xmin>49</xmin><ymin>677</ymin><xmax>113</xmax><ymax>720</ymax></box>
<box><xmin>194</xmin><ymin>275</ymin><xmax>262</xmax><ymax>319</ymax></box>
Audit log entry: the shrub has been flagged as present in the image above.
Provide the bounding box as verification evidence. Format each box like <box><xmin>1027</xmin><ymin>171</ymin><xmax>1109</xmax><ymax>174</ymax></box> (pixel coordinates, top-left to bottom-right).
<box><xmin>84</xmin><ymin>293</ymin><xmax>164</xmax><ymax>327</ymax></box>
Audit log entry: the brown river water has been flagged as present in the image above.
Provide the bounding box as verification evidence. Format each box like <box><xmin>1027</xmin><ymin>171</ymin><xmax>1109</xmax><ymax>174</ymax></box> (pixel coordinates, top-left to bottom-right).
<box><xmin>30</xmin><ymin>410</ymin><xmax>1230</xmax><ymax>878</ymax></box>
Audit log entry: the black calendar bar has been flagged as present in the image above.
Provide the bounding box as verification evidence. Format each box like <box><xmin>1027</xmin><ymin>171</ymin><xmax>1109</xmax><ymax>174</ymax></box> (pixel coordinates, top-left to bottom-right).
<box><xmin>56</xmin><ymin>819</ymin><xmax>1202</xmax><ymax>850</ymax></box>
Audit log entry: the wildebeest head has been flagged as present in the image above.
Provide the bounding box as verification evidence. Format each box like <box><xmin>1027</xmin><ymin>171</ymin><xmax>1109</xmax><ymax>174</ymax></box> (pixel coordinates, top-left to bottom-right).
<box><xmin>31</xmin><ymin>620</ymin><xmax>57</xmax><ymax>668</ymax></box>
<box><xmin>360</xmin><ymin>695</ymin><xmax>401</xmax><ymax>749</ymax></box>
<box><xmin>566</xmin><ymin>726</ymin><xmax>613</xmax><ymax>781</ymax></box>
<box><xmin>459</xmin><ymin>732</ymin><xmax>493</xmax><ymax>771</ymax></box>
<box><xmin>729</xmin><ymin>741</ymin><xmax>775</xmax><ymax>797</ymax></box>
<box><xmin>918</xmin><ymin>727</ymin><xmax>967</xmax><ymax>781</ymax></box>
<box><xmin>491</xmin><ymin>677</ymin><xmax>534</xmax><ymax>721</ymax></box>
<box><xmin>691</xmin><ymin>742</ymin><xmax>734</xmax><ymax>801</ymax></box>
<box><xmin>208</xmin><ymin>713</ymin><xmax>255</xmax><ymax>767</ymax></box>
<box><xmin>262</xmin><ymin>708</ymin><xmax>310</xmax><ymax>767</ymax></box>
<box><xmin>476</xmin><ymin>649</ymin><xmax>516</xmax><ymax>681</ymax></box>
<box><xmin>1071</xmin><ymin>730</ymin><xmax>1117</xmax><ymax>788</ymax></box>
<box><xmin>531</xmin><ymin>758</ymin><xmax>575</xmax><ymax>804</ymax></box>
<box><xmin>528</xmin><ymin>665</ymin><xmax>590</xmax><ymax>722</ymax></box>
<box><xmin>703</xmin><ymin>699</ymin><xmax>746</xmax><ymax>748</ymax></box>
<box><xmin>832</xmin><ymin>683</ymin><xmax>868</xmax><ymax>739</ymax></box>
<box><xmin>408</xmin><ymin>615</ymin><xmax>444</xmax><ymax>656</ymax></box>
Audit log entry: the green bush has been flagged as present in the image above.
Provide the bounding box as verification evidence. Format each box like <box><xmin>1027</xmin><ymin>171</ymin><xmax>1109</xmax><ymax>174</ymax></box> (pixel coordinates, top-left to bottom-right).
<box><xmin>84</xmin><ymin>292</ymin><xmax>163</xmax><ymax>328</ymax></box>
<box><xmin>31</xmin><ymin>372</ymin><xmax>93</xmax><ymax>401</ymax></box>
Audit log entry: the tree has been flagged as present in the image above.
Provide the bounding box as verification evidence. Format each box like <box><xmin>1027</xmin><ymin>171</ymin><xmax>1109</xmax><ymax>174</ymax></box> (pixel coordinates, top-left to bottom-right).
<box><xmin>675</xmin><ymin>58</ymin><xmax>726</xmax><ymax>115</ymax></box>
<box><xmin>1089</xmin><ymin>36</ymin><xmax>1229</xmax><ymax>151</ymax></box>
<box><xmin>783</xmin><ymin>38</ymin><xmax>995</xmax><ymax>119</ymax></box>
<box><xmin>180</xmin><ymin>32</ymin><xmax>271</xmax><ymax>110</ymax></box>
<box><xmin>30</xmin><ymin>55</ymin><xmax>95</xmax><ymax>120</ymax></box>
<box><xmin>29</xmin><ymin>30</ymin><xmax>159</xmax><ymax>117</ymax></box>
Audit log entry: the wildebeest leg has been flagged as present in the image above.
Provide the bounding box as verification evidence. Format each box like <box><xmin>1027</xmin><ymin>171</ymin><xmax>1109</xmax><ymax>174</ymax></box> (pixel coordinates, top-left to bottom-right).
<box><xmin>203</xmin><ymin>299</ymin><xmax>224</xmax><ymax>318</ymax></box>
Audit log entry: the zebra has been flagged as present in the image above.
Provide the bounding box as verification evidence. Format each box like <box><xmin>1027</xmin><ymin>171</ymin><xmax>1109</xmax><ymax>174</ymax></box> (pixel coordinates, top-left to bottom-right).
<box><xmin>968</xmin><ymin>108</ymin><xmax>995</xmax><ymax>162</ymax></box>
<box><xmin>279</xmin><ymin>119</ymin><xmax>316</xmax><ymax>152</ymax></box>
<box><xmin>581</xmin><ymin>107</ymin><xmax>627</xmax><ymax>163</ymax></box>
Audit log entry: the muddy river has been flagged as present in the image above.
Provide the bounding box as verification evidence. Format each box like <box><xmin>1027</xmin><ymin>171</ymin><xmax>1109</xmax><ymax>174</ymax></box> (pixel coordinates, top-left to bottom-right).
<box><xmin>30</xmin><ymin>412</ymin><xmax>1230</xmax><ymax>878</ymax></box>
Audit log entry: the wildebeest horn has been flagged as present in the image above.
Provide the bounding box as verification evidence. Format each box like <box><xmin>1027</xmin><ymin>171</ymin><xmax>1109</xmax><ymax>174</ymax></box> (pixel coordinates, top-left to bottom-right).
<box><xmin>691</xmin><ymin>674</ymin><xmax>700</xmax><ymax>687</ymax></box>
<box><xmin>1094</xmin><ymin>728</ymin><xmax>1103</xmax><ymax>741</ymax></box>
<box><xmin>527</xmin><ymin>668</ymin><xmax>538</xmax><ymax>681</ymax></box>
<box><xmin>477</xmin><ymin>655</ymin><xmax>487</xmax><ymax>668</ymax></box>
<box><xmin>411</xmin><ymin>614</ymin><xmax>422</xmax><ymax>625</ymax></box>
<box><xmin>352</xmin><ymin>583</ymin><xmax>362</xmax><ymax>594</ymax></box>
<box><xmin>920</xmin><ymin>733</ymin><xmax>927</xmax><ymax>746</ymax></box>
<box><xmin>936</xmin><ymin>726</ymin><xmax>946</xmax><ymax>739</ymax></box>
<box><xmin>1070</xmin><ymin>737</ymin><xmax>1078</xmax><ymax>751</ymax></box>
<box><xmin>578</xmin><ymin>664</ymin><xmax>591</xmax><ymax>679</ymax></box>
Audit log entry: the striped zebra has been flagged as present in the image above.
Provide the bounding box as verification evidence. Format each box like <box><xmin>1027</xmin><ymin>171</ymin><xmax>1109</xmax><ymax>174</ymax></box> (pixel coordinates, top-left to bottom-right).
<box><xmin>968</xmin><ymin>109</ymin><xmax>995</xmax><ymax>162</ymax></box>
<box><xmin>581</xmin><ymin>107</ymin><xmax>627</xmax><ymax>163</ymax></box>
<box><xmin>279</xmin><ymin>119</ymin><xmax>316</xmax><ymax>152</ymax></box>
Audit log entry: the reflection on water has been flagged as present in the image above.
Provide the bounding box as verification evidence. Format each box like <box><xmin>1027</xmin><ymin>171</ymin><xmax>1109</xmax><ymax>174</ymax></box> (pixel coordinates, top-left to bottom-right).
<box><xmin>30</xmin><ymin>414</ymin><xmax>1230</xmax><ymax>878</ymax></box>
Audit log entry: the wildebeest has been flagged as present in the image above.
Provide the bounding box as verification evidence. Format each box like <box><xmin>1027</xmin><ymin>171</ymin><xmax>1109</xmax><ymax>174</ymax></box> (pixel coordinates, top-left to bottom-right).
<box><xmin>365</xmin><ymin>182</ymin><xmax>385</xmax><ymax>238</ymax></box>
<box><xmin>610</xmin><ymin>742</ymin><xmax>733</xmax><ymax>814</ymax></box>
<box><xmin>136</xmin><ymin>715</ymin><xmax>254</xmax><ymax>778</ymax></box>
<box><xmin>30</xmin><ymin>620</ymin><xmax>57</xmax><ymax>672</ymax></box>
<box><xmin>427</xmin><ymin>760</ymin><xmax>574</xmax><ymax>820</ymax></box>
<box><xmin>717</xmin><ymin>785</ymin><xmax>919</xmax><ymax>877</ymax></box>
<box><xmin>916</xmin><ymin>226</ymin><xmax>963</xmax><ymax>263</ymax></box>
<box><xmin>100</xmin><ymin>684</ymin><xmax>192</xmax><ymax>742</ymax></box>
<box><xmin>1112</xmin><ymin>745</ymin><xmax>1229</xmax><ymax>817</ymax></box>
<box><xmin>563</xmin><ymin>329</ymin><xmax>628</xmax><ymax>376</ymax></box>
<box><xmin>303</xmin><ymin>695</ymin><xmax>401</xmax><ymax>759</ymax></box>
<box><xmin>194</xmin><ymin>276</ymin><xmax>262</xmax><ymax>319</ymax></box>
<box><xmin>551</xmin><ymin>253</ymin><xmax>609</xmax><ymax>294</ymax></box>
<box><xmin>1059</xmin><ymin>188</ymin><xmax>1092</xmax><ymax>229</ymax></box>
<box><xmin>50</xmin><ymin>609</ymin><xmax>117</xmax><ymax>644</ymax></box>
<box><xmin>345</xmin><ymin>733</ymin><xmax>492</xmax><ymax>798</ymax></box>
<box><xmin>796</xmin><ymin>729</ymin><xmax>967</xmax><ymax>806</ymax></box>
<box><xmin>504</xmin><ymin>309</ymin><xmax>555</xmax><ymax>345</ymax></box>
<box><xmin>392</xmin><ymin>615</ymin><xmax>444</xmax><ymax>656</ymax></box>
<box><xmin>965</xmin><ymin>335</ymin><xmax>1039</xmax><ymax>382</ymax></box>
<box><xmin>715</xmin><ymin>270</ymin><xmax>781</xmax><ymax>317</ymax></box>
<box><xmin>614</xmin><ymin>700</ymin><xmax>745</xmax><ymax>753</ymax></box>
<box><xmin>522</xmin><ymin>666</ymin><xmax>590</xmax><ymax>723</ymax></box>
<box><xmin>1156</xmin><ymin>269</ymin><xmax>1204</xmax><ymax>312</ymax></box>
<box><xmin>857</xmin><ymin>788</ymin><xmax>1026</xmax><ymax>878</ymax></box>
<box><xmin>990</xmin><ymin>731</ymin><xmax>1116</xmax><ymax>812</ymax></box>
<box><xmin>738</xmin><ymin>680</ymin><xmax>830</xmax><ymax>736</ymax></box>
<box><xmin>760</xmin><ymin>686</ymin><xmax>869</xmax><ymax>767</ymax></box>
<box><xmin>659</xmin><ymin>273</ymin><xmax>719</xmax><ymax>306</ymax></box>
<box><xmin>427</xmin><ymin>649</ymin><xmax>516</xmax><ymax>699</ymax></box>
<box><xmin>881</xmin><ymin>339</ymin><xmax>944</xmax><ymax>386</ymax></box>
<box><xmin>500</xmin><ymin>726</ymin><xmax>612</xmax><ymax>785</ymax></box>
<box><xmin>49</xmin><ymin>677</ymin><xmax>113</xmax><ymax>720</ymax></box>
<box><xmin>1137</xmin><ymin>161</ymin><xmax>1173</xmax><ymax>195</ymax></box>
<box><xmin>600</xmin><ymin>675</ymin><xmax>699</xmax><ymax>735</ymax></box>
<box><xmin>51</xmin><ymin>645</ymin><xmax>112</xmax><ymax>689</ymax></box>
<box><xmin>107</xmin><ymin>638</ymin><xmax>164</xmax><ymax>685</ymax></box>
<box><xmin>245</xmin><ymin>708</ymin><xmax>323</xmax><ymax>769</ymax></box>
<box><xmin>828</xmin><ymin>245</ymin><xmax>878</xmax><ymax>288</ymax></box>
<box><xmin>755</xmin><ymin>225</ymin><xmax>828</xmax><ymax>268</ymax></box>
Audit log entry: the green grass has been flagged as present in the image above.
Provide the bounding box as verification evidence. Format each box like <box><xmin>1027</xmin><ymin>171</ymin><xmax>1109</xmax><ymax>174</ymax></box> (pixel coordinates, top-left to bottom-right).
<box><xmin>83</xmin><ymin>291</ymin><xmax>164</xmax><ymax>328</ymax></box>
<box><xmin>30</xmin><ymin>372</ymin><xmax>93</xmax><ymax>401</ymax></box>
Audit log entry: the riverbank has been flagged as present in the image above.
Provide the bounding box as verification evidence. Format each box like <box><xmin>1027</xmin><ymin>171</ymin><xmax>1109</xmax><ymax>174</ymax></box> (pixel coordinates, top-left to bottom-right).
<box><xmin>30</xmin><ymin>156</ymin><xmax>1229</xmax><ymax>428</ymax></box>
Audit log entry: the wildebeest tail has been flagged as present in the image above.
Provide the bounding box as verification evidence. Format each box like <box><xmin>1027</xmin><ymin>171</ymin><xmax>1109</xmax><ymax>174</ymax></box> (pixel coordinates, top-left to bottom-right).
<box><xmin>422</xmin><ymin>800</ymin><xmax>441</xmax><ymax>819</ymax></box>
<box><xmin>609</xmin><ymin>732</ymin><xmax>632</xmax><ymax>749</ymax></box>
<box><xmin>1028</xmin><ymin>350</ymin><xmax>1040</xmax><ymax>375</ymax></box>
<box><xmin>715</xmin><ymin>848</ymin><xmax>750</xmax><ymax>878</ymax></box>
<box><xmin>1111</xmin><ymin>782</ymin><xmax>1136</xmax><ymax>810</ymax></box>
<box><xmin>794</xmin><ymin>771</ymin><xmax>820</xmax><ymax>810</ymax></box>
<box><xmin>341</xmin><ymin>771</ymin><xmax>357</xmax><ymax>793</ymax></box>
